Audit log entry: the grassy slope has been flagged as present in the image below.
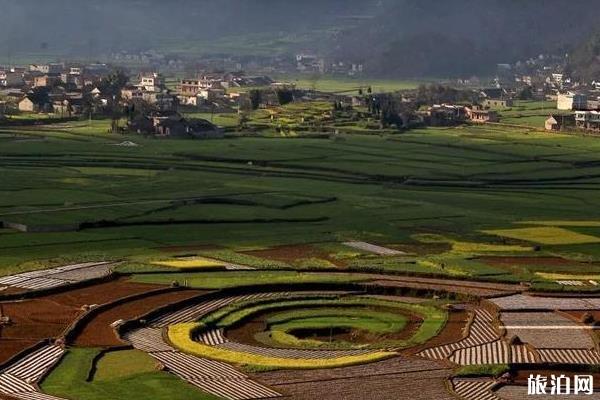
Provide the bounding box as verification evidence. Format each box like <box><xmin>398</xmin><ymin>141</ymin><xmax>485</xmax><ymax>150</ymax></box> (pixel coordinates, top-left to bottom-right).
<box><xmin>268</xmin><ymin>308</ymin><xmax>408</xmax><ymax>334</ymax></box>
<box><xmin>41</xmin><ymin>348</ymin><xmax>220</xmax><ymax>400</ymax></box>
<box><xmin>131</xmin><ymin>271</ymin><xmax>369</xmax><ymax>289</ymax></box>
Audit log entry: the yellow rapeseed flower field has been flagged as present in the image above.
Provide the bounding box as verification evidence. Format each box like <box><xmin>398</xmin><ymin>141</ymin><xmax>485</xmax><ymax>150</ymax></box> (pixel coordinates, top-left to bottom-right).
<box><xmin>451</xmin><ymin>241</ymin><xmax>532</xmax><ymax>253</ymax></box>
<box><xmin>168</xmin><ymin>323</ymin><xmax>395</xmax><ymax>369</ymax></box>
<box><xmin>151</xmin><ymin>257</ymin><xmax>224</xmax><ymax>269</ymax></box>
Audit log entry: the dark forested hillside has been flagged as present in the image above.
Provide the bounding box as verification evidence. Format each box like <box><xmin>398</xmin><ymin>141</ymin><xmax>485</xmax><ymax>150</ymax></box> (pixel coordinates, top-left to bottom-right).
<box><xmin>0</xmin><ymin>0</ymin><xmax>598</xmax><ymax>78</ymax></box>
<box><xmin>567</xmin><ymin>32</ymin><xmax>600</xmax><ymax>81</ymax></box>
<box><xmin>333</xmin><ymin>0</ymin><xmax>597</xmax><ymax>77</ymax></box>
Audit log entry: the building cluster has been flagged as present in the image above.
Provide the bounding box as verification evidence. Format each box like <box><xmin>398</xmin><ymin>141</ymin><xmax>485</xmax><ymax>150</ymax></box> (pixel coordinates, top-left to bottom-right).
<box><xmin>0</xmin><ymin>62</ymin><xmax>113</xmax><ymax>116</ymax></box>
<box><xmin>176</xmin><ymin>73</ymin><xmax>274</xmax><ymax>107</ymax></box>
<box><xmin>295</xmin><ymin>53</ymin><xmax>364</xmax><ymax>76</ymax></box>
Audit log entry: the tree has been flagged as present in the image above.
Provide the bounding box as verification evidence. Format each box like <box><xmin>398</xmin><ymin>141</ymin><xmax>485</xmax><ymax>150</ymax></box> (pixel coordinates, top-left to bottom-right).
<box><xmin>249</xmin><ymin>89</ymin><xmax>262</xmax><ymax>110</ymax></box>
<box><xmin>98</xmin><ymin>70</ymin><xmax>129</xmax><ymax>133</ymax></box>
<box><xmin>237</xmin><ymin>112</ymin><xmax>249</xmax><ymax>130</ymax></box>
<box><xmin>28</xmin><ymin>87</ymin><xmax>50</xmax><ymax>106</ymax></box>
<box><xmin>276</xmin><ymin>89</ymin><xmax>294</xmax><ymax>105</ymax></box>
<box><xmin>517</xmin><ymin>86</ymin><xmax>534</xmax><ymax>100</ymax></box>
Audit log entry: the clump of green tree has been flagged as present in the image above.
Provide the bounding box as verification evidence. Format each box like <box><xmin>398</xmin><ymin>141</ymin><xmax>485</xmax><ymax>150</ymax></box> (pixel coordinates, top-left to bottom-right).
<box><xmin>414</xmin><ymin>84</ymin><xmax>479</xmax><ymax>107</ymax></box>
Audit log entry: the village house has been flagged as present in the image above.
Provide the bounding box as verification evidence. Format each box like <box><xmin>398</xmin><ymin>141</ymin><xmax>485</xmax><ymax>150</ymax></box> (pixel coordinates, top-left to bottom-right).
<box><xmin>128</xmin><ymin>110</ymin><xmax>222</xmax><ymax>138</ymax></box>
<box><xmin>121</xmin><ymin>85</ymin><xmax>176</xmax><ymax>111</ymax></box>
<box><xmin>479</xmin><ymin>88</ymin><xmax>513</xmax><ymax>107</ymax></box>
<box><xmin>0</xmin><ymin>71</ymin><xmax>24</xmax><ymax>87</ymax></box>
<box><xmin>52</xmin><ymin>95</ymin><xmax>84</xmax><ymax>117</ymax></box>
<box><xmin>545</xmin><ymin>114</ymin><xmax>575</xmax><ymax>131</ymax></box>
<box><xmin>482</xmin><ymin>98</ymin><xmax>513</xmax><ymax>108</ymax></box>
<box><xmin>33</xmin><ymin>74</ymin><xmax>61</xmax><ymax>88</ymax></box>
<box><xmin>575</xmin><ymin>110</ymin><xmax>600</xmax><ymax>132</ymax></box>
<box><xmin>466</xmin><ymin>106</ymin><xmax>499</xmax><ymax>123</ymax></box>
<box><xmin>136</xmin><ymin>72</ymin><xmax>164</xmax><ymax>92</ymax></box>
<box><xmin>29</xmin><ymin>63</ymin><xmax>64</xmax><ymax>75</ymax></box>
<box><xmin>557</xmin><ymin>92</ymin><xmax>588</xmax><ymax>110</ymax></box>
<box><xmin>18</xmin><ymin>96</ymin><xmax>46</xmax><ymax>113</ymax></box>
<box><xmin>422</xmin><ymin>104</ymin><xmax>467</xmax><ymax>126</ymax></box>
<box><xmin>178</xmin><ymin>76</ymin><xmax>227</xmax><ymax>106</ymax></box>
<box><xmin>295</xmin><ymin>53</ymin><xmax>325</xmax><ymax>73</ymax></box>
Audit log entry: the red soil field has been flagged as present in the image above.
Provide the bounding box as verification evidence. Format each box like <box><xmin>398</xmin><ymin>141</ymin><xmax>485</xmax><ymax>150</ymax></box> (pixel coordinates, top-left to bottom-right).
<box><xmin>409</xmin><ymin>309</ymin><xmax>469</xmax><ymax>355</ymax></box>
<box><xmin>244</xmin><ymin>244</ymin><xmax>346</xmax><ymax>267</ymax></box>
<box><xmin>0</xmin><ymin>278</ymin><xmax>165</xmax><ymax>364</ymax></box>
<box><xmin>73</xmin><ymin>289</ymin><xmax>205</xmax><ymax>347</ymax></box>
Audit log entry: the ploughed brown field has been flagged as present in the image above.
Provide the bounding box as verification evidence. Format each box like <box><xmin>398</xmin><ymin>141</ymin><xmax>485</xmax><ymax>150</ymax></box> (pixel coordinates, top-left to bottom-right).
<box><xmin>408</xmin><ymin>308</ymin><xmax>469</xmax><ymax>355</ymax></box>
<box><xmin>73</xmin><ymin>289</ymin><xmax>206</xmax><ymax>347</ymax></box>
<box><xmin>0</xmin><ymin>278</ymin><xmax>164</xmax><ymax>364</ymax></box>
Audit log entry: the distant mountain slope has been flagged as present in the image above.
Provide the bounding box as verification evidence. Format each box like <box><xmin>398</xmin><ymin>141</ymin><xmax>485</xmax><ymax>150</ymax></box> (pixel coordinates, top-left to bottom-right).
<box><xmin>567</xmin><ymin>32</ymin><xmax>600</xmax><ymax>81</ymax></box>
<box><xmin>0</xmin><ymin>0</ymin><xmax>598</xmax><ymax>78</ymax></box>
<box><xmin>331</xmin><ymin>0</ymin><xmax>598</xmax><ymax>77</ymax></box>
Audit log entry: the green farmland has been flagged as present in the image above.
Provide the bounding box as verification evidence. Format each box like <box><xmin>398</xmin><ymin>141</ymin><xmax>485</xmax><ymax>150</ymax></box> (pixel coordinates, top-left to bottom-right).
<box><xmin>3</xmin><ymin>119</ymin><xmax>600</xmax><ymax>288</ymax></box>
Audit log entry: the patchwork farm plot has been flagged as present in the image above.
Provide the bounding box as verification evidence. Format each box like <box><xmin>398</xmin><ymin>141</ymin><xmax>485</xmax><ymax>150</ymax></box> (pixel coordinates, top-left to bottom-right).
<box><xmin>5</xmin><ymin>120</ymin><xmax>600</xmax><ymax>398</ymax></box>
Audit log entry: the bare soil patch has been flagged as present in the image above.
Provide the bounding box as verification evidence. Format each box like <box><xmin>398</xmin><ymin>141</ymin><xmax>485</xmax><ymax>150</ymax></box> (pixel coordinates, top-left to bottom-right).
<box><xmin>409</xmin><ymin>309</ymin><xmax>469</xmax><ymax>355</ymax></box>
<box><xmin>45</xmin><ymin>278</ymin><xmax>165</xmax><ymax>307</ymax></box>
<box><xmin>0</xmin><ymin>278</ymin><xmax>165</xmax><ymax>363</ymax></box>
<box><xmin>74</xmin><ymin>289</ymin><xmax>204</xmax><ymax>347</ymax></box>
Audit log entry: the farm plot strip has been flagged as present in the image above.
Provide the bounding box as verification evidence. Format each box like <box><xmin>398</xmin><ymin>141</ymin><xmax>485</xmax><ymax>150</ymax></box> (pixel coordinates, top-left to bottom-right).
<box><xmin>125</xmin><ymin>327</ymin><xmax>281</xmax><ymax>400</ymax></box>
<box><xmin>151</xmin><ymin>293</ymin><xmax>288</xmax><ymax>327</ymax></box>
<box><xmin>152</xmin><ymin>352</ymin><xmax>280</xmax><ymax>400</ymax></box>
<box><xmin>418</xmin><ymin>309</ymin><xmax>499</xmax><ymax>360</ymax></box>
<box><xmin>537</xmin><ymin>349</ymin><xmax>600</xmax><ymax>364</ymax></box>
<box><xmin>500</xmin><ymin>312</ymin><xmax>595</xmax><ymax>349</ymax></box>
<box><xmin>449</xmin><ymin>340</ymin><xmax>509</xmax><ymax>365</ymax></box>
<box><xmin>3</xmin><ymin>345</ymin><xmax>64</xmax><ymax>382</ymax></box>
<box><xmin>10</xmin><ymin>393</ymin><xmax>68</xmax><ymax>400</ymax></box>
<box><xmin>215</xmin><ymin>342</ymin><xmax>373</xmax><ymax>359</ymax></box>
<box><xmin>255</xmin><ymin>357</ymin><xmax>455</xmax><ymax>400</ymax></box>
<box><xmin>121</xmin><ymin>328</ymin><xmax>173</xmax><ymax>352</ymax></box>
<box><xmin>0</xmin><ymin>345</ymin><xmax>66</xmax><ymax>399</ymax></box>
<box><xmin>0</xmin><ymin>262</ymin><xmax>112</xmax><ymax>292</ymax></box>
<box><xmin>342</xmin><ymin>242</ymin><xmax>405</xmax><ymax>256</ymax></box>
<box><xmin>198</xmin><ymin>328</ymin><xmax>228</xmax><ymax>346</ymax></box>
<box><xmin>364</xmin><ymin>277</ymin><xmax>523</xmax><ymax>297</ymax></box>
<box><xmin>490</xmin><ymin>294</ymin><xmax>600</xmax><ymax>311</ymax></box>
<box><xmin>511</xmin><ymin>345</ymin><xmax>537</xmax><ymax>364</ymax></box>
<box><xmin>451</xmin><ymin>378</ymin><xmax>501</xmax><ymax>400</ymax></box>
